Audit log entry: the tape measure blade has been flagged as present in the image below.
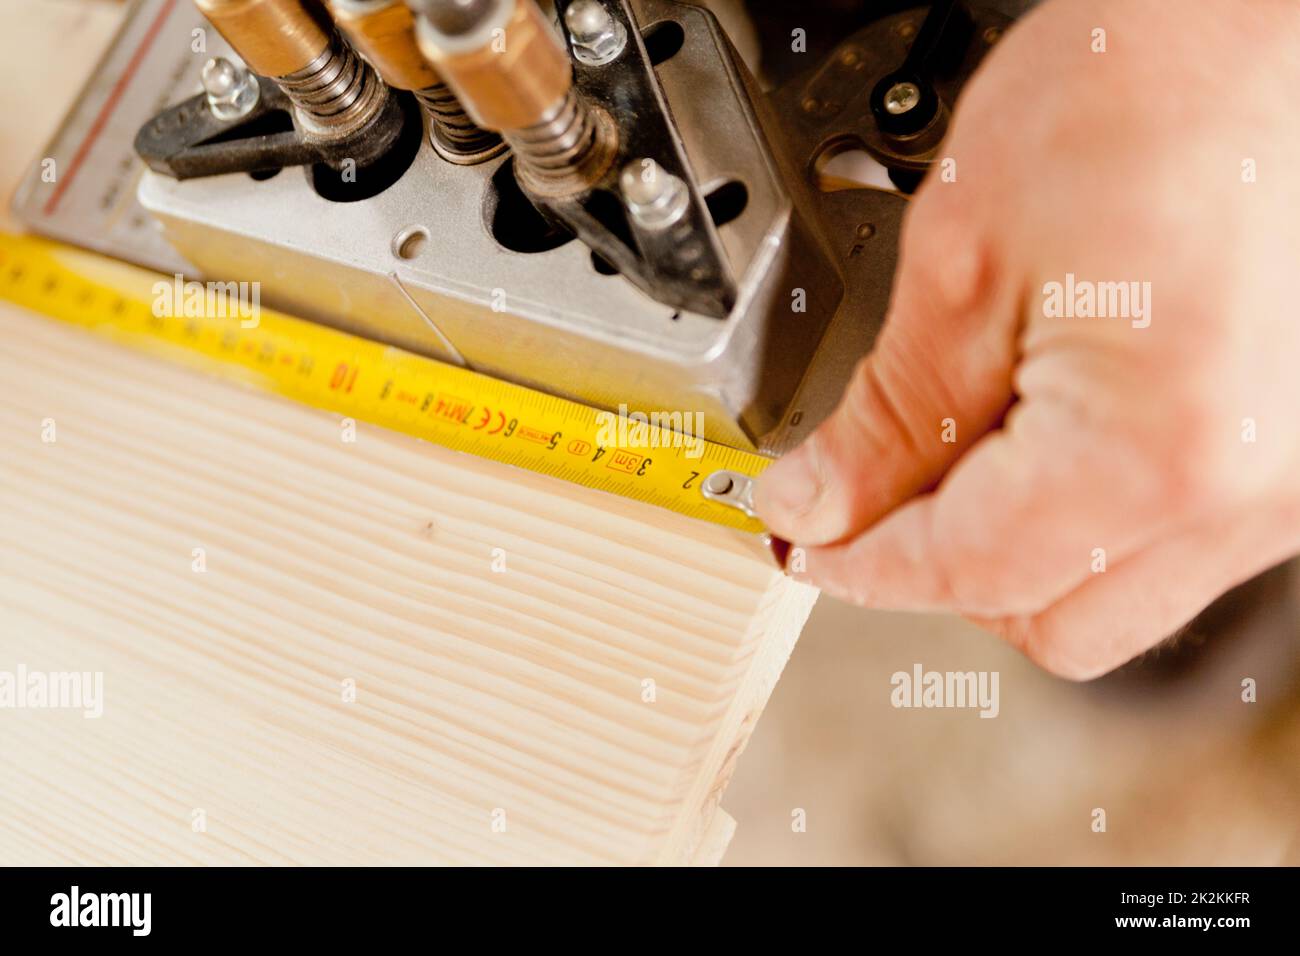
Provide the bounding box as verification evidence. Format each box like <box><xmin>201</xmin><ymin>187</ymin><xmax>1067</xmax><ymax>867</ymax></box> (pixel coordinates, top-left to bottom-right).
<box><xmin>0</xmin><ymin>232</ymin><xmax>771</xmax><ymax>533</ymax></box>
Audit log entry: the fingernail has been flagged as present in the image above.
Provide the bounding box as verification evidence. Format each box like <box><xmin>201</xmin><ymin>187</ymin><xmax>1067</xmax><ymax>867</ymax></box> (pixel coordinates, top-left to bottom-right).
<box><xmin>767</xmin><ymin>534</ymin><xmax>791</xmax><ymax>571</ymax></box>
<box><xmin>754</xmin><ymin>444</ymin><xmax>819</xmax><ymax>525</ymax></box>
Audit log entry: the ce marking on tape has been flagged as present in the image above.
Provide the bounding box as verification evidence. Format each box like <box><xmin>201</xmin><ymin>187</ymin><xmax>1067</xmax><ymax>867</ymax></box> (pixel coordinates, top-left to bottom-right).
<box><xmin>473</xmin><ymin>407</ymin><xmax>509</xmax><ymax>435</ymax></box>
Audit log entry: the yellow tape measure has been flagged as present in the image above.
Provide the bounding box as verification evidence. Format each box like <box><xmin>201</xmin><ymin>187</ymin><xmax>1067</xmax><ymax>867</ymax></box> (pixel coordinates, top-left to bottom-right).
<box><xmin>0</xmin><ymin>232</ymin><xmax>770</xmax><ymax>532</ymax></box>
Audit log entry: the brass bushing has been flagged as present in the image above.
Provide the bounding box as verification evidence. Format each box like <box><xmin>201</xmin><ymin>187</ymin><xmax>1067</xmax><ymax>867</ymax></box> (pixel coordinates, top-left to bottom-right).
<box><xmin>414</xmin><ymin>0</ymin><xmax>572</xmax><ymax>132</ymax></box>
<box><xmin>195</xmin><ymin>0</ymin><xmax>332</xmax><ymax>77</ymax></box>
<box><xmin>327</xmin><ymin>0</ymin><xmax>440</xmax><ymax>91</ymax></box>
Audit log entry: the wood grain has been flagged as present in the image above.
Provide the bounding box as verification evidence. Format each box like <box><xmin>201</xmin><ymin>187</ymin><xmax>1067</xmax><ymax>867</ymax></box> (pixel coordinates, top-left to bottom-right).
<box><xmin>0</xmin><ymin>306</ymin><xmax>816</xmax><ymax>864</ymax></box>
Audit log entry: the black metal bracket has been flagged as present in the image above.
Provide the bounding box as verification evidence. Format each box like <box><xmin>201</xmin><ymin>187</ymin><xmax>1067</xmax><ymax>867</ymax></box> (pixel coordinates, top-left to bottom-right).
<box><xmin>868</xmin><ymin>0</ymin><xmax>972</xmax><ymax>137</ymax></box>
<box><xmin>788</xmin><ymin>3</ymin><xmax>1008</xmax><ymax>189</ymax></box>
<box><xmin>134</xmin><ymin>76</ymin><xmax>407</xmax><ymax>180</ymax></box>
<box><xmin>527</xmin><ymin>0</ymin><xmax>736</xmax><ymax>319</ymax></box>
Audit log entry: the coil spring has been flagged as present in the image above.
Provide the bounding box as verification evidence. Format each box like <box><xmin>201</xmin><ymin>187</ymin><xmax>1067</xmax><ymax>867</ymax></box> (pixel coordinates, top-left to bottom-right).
<box><xmin>414</xmin><ymin>83</ymin><xmax>502</xmax><ymax>155</ymax></box>
<box><xmin>505</xmin><ymin>88</ymin><xmax>600</xmax><ymax>183</ymax></box>
<box><xmin>278</xmin><ymin>32</ymin><xmax>387</xmax><ymax>136</ymax></box>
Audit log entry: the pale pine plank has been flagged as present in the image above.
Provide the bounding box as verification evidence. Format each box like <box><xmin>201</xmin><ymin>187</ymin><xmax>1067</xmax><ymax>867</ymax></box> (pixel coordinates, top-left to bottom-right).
<box><xmin>0</xmin><ymin>306</ymin><xmax>816</xmax><ymax>865</ymax></box>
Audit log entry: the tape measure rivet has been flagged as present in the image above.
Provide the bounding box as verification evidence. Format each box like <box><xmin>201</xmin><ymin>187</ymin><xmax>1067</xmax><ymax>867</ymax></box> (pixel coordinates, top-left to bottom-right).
<box><xmin>703</xmin><ymin>472</ymin><xmax>734</xmax><ymax>496</ymax></box>
<box><xmin>701</xmin><ymin>469</ymin><xmax>759</xmax><ymax>518</ymax></box>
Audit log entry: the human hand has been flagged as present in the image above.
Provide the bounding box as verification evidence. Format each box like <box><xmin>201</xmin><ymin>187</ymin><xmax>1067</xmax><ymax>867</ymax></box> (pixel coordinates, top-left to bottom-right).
<box><xmin>755</xmin><ymin>0</ymin><xmax>1300</xmax><ymax>678</ymax></box>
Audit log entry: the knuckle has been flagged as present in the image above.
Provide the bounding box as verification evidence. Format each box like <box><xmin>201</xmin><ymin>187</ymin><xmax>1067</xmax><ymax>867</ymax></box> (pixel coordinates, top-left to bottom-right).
<box><xmin>809</xmin><ymin>565</ymin><xmax>874</xmax><ymax>609</ymax></box>
<box><xmin>842</xmin><ymin>354</ymin><xmax>921</xmax><ymax>457</ymax></box>
<box><xmin>1144</xmin><ymin>386</ymin><xmax>1241</xmax><ymax>514</ymax></box>
<box><xmin>997</xmin><ymin>614</ymin><xmax>1111</xmax><ymax>682</ymax></box>
<box><xmin>898</xmin><ymin>200</ymin><xmax>991</xmax><ymax>315</ymax></box>
<box><xmin>948</xmin><ymin>565</ymin><xmax>1055</xmax><ymax>619</ymax></box>
<box><xmin>927</xmin><ymin>496</ymin><xmax>1058</xmax><ymax>617</ymax></box>
<box><xmin>844</xmin><ymin>331</ymin><xmax>962</xmax><ymax>463</ymax></box>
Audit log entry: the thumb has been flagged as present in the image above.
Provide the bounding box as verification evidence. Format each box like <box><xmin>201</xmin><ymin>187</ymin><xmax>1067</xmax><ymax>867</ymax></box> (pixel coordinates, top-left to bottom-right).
<box><xmin>754</xmin><ymin>210</ymin><xmax>1017</xmax><ymax>546</ymax></box>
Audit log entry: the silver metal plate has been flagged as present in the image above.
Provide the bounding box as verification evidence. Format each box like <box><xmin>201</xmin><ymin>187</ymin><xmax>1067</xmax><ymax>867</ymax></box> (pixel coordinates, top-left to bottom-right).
<box><xmin>10</xmin><ymin>0</ymin><xmax>231</xmax><ymax>274</ymax></box>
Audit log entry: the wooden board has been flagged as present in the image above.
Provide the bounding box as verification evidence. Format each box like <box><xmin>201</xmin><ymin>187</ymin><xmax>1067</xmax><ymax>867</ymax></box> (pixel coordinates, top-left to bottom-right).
<box><xmin>0</xmin><ymin>0</ymin><xmax>816</xmax><ymax>866</ymax></box>
<box><xmin>0</xmin><ymin>307</ymin><xmax>815</xmax><ymax>864</ymax></box>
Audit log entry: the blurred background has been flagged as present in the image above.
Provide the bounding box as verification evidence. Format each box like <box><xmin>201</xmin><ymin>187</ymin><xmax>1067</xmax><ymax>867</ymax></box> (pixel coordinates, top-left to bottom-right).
<box><xmin>725</xmin><ymin>563</ymin><xmax>1300</xmax><ymax>865</ymax></box>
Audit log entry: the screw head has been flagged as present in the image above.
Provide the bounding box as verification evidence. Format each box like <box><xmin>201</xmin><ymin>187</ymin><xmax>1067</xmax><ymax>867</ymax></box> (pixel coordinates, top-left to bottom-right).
<box><xmin>201</xmin><ymin>57</ymin><xmax>238</xmax><ymax>97</ymax></box>
<box><xmin>565</xmin><ymin>0</ymin><xmax>611</xmax><ymax>38</ymax></box>
<box><xmin>201</xmin><ymin>57</ymin><xmax>259</xmax><ymax>120</ymax></box>
<box><xmin>620</xmin><ymin>159</ymin><xmax>690</xmax><ymax>230</ymax></box>
<box><xmin>565</xmin><ymin>0</ymin><xmax>627</xmax><ymax>65</ymax></box>
<box><xmin>620</xmin><ymin>159</ymin><xmax>665</xmax><ymax>205</ymax></box>
<box><xmin>883</xmin><ymin>81</ymin><xmax>921</xmax><ymax>115</ymax></box>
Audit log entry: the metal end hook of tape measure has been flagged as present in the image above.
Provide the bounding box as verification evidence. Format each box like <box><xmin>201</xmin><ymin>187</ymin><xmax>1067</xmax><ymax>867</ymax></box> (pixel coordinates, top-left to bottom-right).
<box><xmin>701</xmin><ymin>470</ymin><xmax>792</xmax><ymax>569</ymax></box>
<box><xmin>701</xmin><ymin>469</ymin><xmax>757</xmax><ymax>517</ymax></box>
